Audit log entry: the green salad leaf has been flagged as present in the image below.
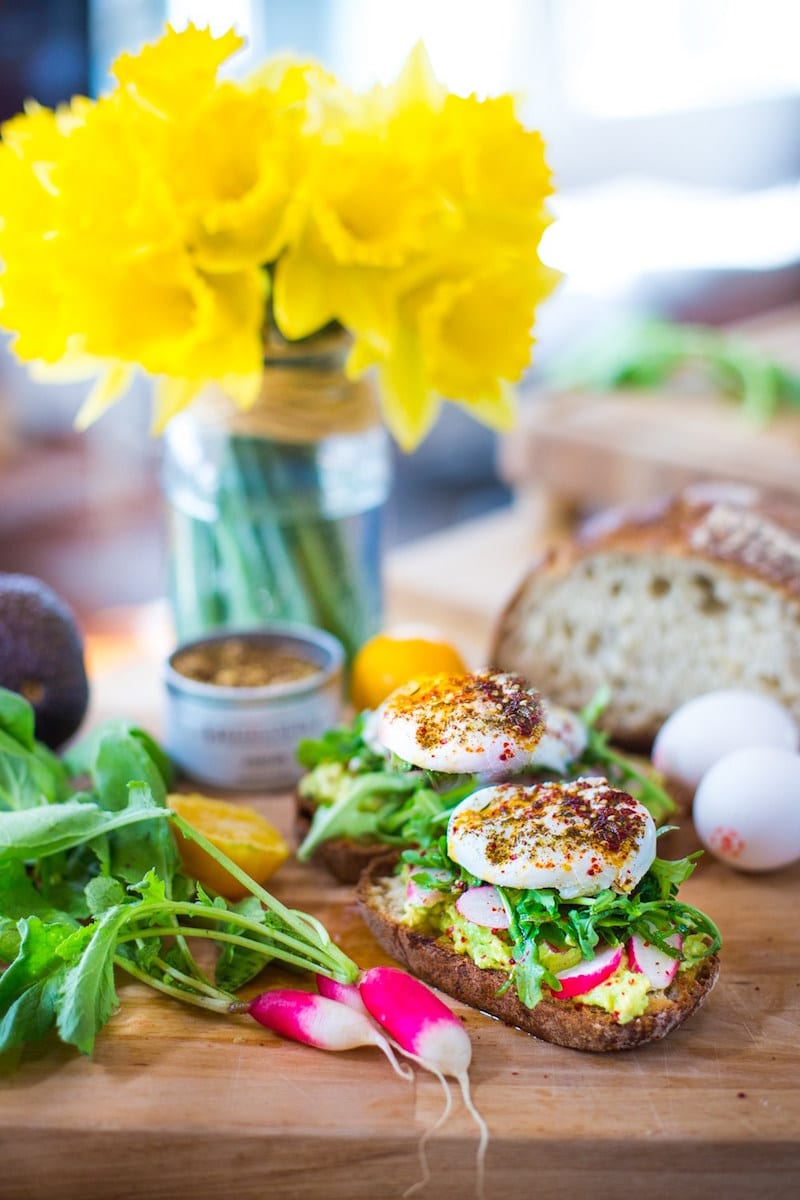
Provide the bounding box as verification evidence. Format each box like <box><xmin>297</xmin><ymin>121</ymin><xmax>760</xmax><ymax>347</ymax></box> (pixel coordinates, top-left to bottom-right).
<box><xmin>0</xmin><ymin>689</ymin><xmax>359</xmax><ymax>1069</ymax></box>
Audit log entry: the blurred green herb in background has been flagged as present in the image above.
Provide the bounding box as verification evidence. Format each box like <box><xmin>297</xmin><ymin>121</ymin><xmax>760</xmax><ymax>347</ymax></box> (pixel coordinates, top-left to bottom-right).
<box><xmin>546</xmin><ymin>318</ymin><xmax>800</xmax><ymax>423</ymax></box>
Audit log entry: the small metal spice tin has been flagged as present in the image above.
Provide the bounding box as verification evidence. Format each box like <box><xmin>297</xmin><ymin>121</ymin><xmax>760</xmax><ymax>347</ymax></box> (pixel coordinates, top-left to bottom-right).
<box><xmin>164</xmin><ymin>624</ymin><xmax>344</xmax><ymax>791</ymax></box>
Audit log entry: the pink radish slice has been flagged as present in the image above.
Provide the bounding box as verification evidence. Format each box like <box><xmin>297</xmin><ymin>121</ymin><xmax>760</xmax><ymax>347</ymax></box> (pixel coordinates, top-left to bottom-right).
<box><xmin>627</xmin><ymin>933</ymin><xmax>682</xmax><ymax>989</ymax></box>
<box><xmin>406</xmin><ymin>868</ymin><xmax>450</xmax><ymax>907</ymax></box>
<box><xmin>455</xmin><ymin>885</ymin><xmax>510</xmax><ymax>929</ymax></box>
<box><xmin>552</xmin><ymin>944</ymin><xmax>623</xmax><ymax>999</ymax></box>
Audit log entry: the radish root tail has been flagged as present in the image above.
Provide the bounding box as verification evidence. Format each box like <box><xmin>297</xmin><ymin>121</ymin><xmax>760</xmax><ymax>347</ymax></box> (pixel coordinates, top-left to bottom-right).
<box><xmin>458</xmin><ymin>1071</ymin><xmax>489</xmax><ymax>1200</ymax></box>
<box><xmin>374</xmin><ymin>1034</ymin><xmax>415</xmax><ymax>1081</ymax></box>
<box><xmin>403</xmin><ymin>1067</ymin><xmax>452</xmax><ymax>1199</ymax></box>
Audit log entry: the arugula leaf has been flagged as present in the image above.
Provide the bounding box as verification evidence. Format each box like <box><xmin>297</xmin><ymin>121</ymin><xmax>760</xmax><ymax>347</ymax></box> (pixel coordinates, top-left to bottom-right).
<box><xmin>640</xmin><ymin>853</ymin><xmax>699</xmax><ymax>900</ymax></box>
<box><xmin>0</xmin><ymin>795</ymin><xmax>172</xmax><ymax>862</ymax></box>
<box><xmin>91</xmin><ymin>727</ymin><xmax>168</xmax><ymax>812</ymax></box>
<box><xmin>296</xmin><ymin>714</ymin><xmax>376</xmax><ymax>769</ymax></box>
<box><xmin>64</xmin><ymin>721</ymin><xmax>174</xmax><ymax>792</ymax></box>
<box><xmin>546</xmin><ymin>317</ymin><xmax>800</xmax><ymax>423</ymax></box>
<box><xmin>56</xmin><ymin>907</ymin><xmax>132</xmax><ymax>1055</ymax></box>
<box><xmin>0</xmin><ymin>728</ymin><xmax>66</xmax><ymax>812</ymax></box>
<box><xmin>84</xmin><ymin>876</ymin><xmax>127</xmax><ymax>916</ymax></box>
<box><xmin>0</xmin><ymin>689</ymin><xmax>36</xmax><ymax>750</ymax></box>
<box><xmin>106</xmin><ymin>781</ymin><xmax>180</xmax><ymax>890</ymax></box>
<box><xmin>297</xmin><ymin>772</ymin><xmax>420</xmax><ymax>859</ymax></box>
<box><xmin>0</xmin><ymin>917</ymin><xmax>78</xmax><ymax>1053</ymax></box>
<box><xmin>129</xmin><ymin>868</ymin><xmax>168</xmax><ymax>906</ymax></box>
<box><xmin>0</xmin><ymin>860</ymin><xmax>79</xmax><ymax>962</ymax></box>
<box><xmin>214</xmin><ymin>895</ymin><xmax>278</xmax><ymax>992</ymax></box>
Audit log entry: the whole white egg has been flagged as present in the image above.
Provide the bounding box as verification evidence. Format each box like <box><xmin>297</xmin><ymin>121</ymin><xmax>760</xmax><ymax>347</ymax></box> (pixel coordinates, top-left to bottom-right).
<box><xmin>652</xmin><ymin>689</ymin><xmax>799</xmax><ymax>791</ymax></box>
<box><xmin>693</xmin><ymin>746</ymin><xmax>800</xmax><ymax>871</ymax></box>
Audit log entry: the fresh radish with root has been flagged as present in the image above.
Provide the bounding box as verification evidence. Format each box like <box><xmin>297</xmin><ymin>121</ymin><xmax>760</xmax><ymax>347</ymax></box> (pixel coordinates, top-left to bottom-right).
<box><xmin>552</xmin><ymin>943</ymin><xmax>622</xmax><ymax>999</ymax></box>
<box><xmin>455</xmin><ymin>884</ymin><xmax>510</xmax><ymax>929</ymax></box>
<box><xmin>243</xmin><ymin>988</ymin><xmax>410</xmax><ymax>1079</ymax></box>
<box><xmin>359</xmin><ymin>966</ymin><xmax>488</xmax><ymax>1199</ymax></box>
<box><xmin>315</xmin><ymin>973</ymin><xmax>370</xmax><ymax>1013</ymax></box>
<box><xmin>627</xmin><ymin>932</ymin><xmax>682</xmax><ymax>989</ymax></box>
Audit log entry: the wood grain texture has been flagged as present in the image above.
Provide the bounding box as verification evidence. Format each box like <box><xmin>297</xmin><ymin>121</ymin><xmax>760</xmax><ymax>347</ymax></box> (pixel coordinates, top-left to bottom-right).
<box><xmin>1</xmin><ymin>785</ymin><xmax>798</xmax><ymax>1200</ymax></box>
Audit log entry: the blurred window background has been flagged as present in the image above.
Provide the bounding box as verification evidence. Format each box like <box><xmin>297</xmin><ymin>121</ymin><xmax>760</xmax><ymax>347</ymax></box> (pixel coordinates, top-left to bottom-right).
<box><xmin>1</xmin><ymin>0</ymin><xmax>799</xmax><ymax>618</ymax></box>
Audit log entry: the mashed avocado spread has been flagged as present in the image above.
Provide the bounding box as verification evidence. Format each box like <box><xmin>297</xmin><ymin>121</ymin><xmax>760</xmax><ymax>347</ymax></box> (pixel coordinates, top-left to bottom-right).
<box><xmin>403</xmin><ymin>894</ymin><xmax>514</xmax><ymax>971</ymax></box>
<box><xmin>576</xmin><ymin>962</ymin><xmax>651</xmax><ymax>1023</ymax></box>
<box><xmin>403</xmin><ymin>882</ymin><xmax>653</xmax><ymax>1023</ymax></box>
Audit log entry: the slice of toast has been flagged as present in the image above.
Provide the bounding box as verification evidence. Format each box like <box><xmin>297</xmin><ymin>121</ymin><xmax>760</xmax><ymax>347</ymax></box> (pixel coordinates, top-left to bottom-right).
<box><xmin>356</xmin><ymin>857</ymin><xmax>720</xmax><ymax>1052</ymax></box>
<box><xmin>295</xmin><ymin>797</ymin><xmax>381</xmax><ymax>884</ymax></box>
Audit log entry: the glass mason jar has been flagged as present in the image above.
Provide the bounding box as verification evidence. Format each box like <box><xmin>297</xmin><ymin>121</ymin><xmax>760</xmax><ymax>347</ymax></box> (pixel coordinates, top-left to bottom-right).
<box><xmin>162</xmin><ymin>327</ymin><xmax>392</xmax><ymax>661</ymax></box>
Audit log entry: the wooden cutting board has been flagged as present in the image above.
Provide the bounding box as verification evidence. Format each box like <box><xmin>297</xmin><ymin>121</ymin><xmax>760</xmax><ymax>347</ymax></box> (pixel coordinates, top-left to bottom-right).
<box><xmin>0</xmin><ymin>784</ymin><xmax>798</xmax><ymax>1200</ymax></box>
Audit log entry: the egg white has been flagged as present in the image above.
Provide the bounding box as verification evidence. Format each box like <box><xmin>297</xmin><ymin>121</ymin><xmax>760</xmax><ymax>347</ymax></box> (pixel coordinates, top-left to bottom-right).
<box><xmin>529</xmin><ymin>703</ymin><xmax>588</xmax><ymax>772</ymax></box>
<box><xmin>377</xmin><ymin>671</ymin><xmax>546</xmax><ymax>777</ymax></box>
<box><xmin>447</xmin><ymin>778</ymin><xmax>657</xmax><ymax>898</ymax></box>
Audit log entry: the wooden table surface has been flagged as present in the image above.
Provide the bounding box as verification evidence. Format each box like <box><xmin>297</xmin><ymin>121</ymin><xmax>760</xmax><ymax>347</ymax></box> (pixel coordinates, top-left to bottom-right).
<box><xmin>2</xmin><ymin>525</ymin><xmax>799</xmax><ymax>1200</ymax></box>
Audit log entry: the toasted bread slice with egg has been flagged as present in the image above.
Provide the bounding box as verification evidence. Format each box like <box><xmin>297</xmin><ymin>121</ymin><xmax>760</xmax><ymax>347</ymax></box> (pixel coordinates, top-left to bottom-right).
<box><xmin>356</xmin><ymin>856</ymin><xmax>720</xmax><ymax>1052</ymax></box>
<box><xmin>295</xmin><ymin>754</ymin><xmax>693</xmax><ymax>885</ymax></box>
<box><xmin>295</xmin><ymin>796</ymin><xmax>379</xmax><ymax>884</ymax></box>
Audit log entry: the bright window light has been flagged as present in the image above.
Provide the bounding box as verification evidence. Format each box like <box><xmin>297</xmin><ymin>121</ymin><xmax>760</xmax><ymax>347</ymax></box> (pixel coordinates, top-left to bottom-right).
<box><xmin>329</xmin><ymin>0</ymin><xmax>518</xmax><ymax>93</ymax></box>
<box><xmin>166</xmin><ymin>0</ymin><xmax>252</xmax><ymax>36</ymax></box>
<box><xmin>555</xmin><ymin>0</ymin><xmax>800</xmax><ymax>117</ymax></box>
<box><xmin>541</xmin><ymin>181</ymin><xmax>800</xmax><ymax>292</ymax></box>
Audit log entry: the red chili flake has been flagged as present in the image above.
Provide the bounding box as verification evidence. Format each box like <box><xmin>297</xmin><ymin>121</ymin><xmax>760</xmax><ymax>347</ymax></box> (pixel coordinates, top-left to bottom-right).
<box><xmin>383</xmin><ymin>670</ymin><xmax>545</xmax><ymax>753</ymax></box>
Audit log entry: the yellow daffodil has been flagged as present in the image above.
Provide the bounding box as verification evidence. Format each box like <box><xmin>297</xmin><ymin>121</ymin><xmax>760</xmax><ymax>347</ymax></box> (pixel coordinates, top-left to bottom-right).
<box><xmin>161</xmin><ymin>81</ymin><xmax>307</xmax><ymax>272</ymax></box>
<box><xmin>0</xmin><ymin>26</ymin><xmax>557</xmax><ymax>446</ymax></box>
<box><xmin>112</xmin><ymin>23</ymin><xmax>244</xmax><ymax>117</ymax></box>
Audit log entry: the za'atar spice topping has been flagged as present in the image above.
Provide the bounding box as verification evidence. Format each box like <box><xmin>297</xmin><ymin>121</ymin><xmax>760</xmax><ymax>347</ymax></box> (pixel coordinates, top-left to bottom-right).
<box><xmin>385</xmin><ymin>671</ymin><xmax>545</xmax><ymax>755</ymax></box>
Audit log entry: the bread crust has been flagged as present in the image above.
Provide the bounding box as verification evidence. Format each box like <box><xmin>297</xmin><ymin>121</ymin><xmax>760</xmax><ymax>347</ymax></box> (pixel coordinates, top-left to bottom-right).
<box><xmin>356</xmin><ymin>856</ymin><xmax>720</xmax><ymax>1052</ymax></box>
<box><xmin>574</xmin><ymin>486</ymin><xmax>800</xmax><ymax>597</ymax></box>
<box><xmin>491</xmin><ymin>485</ymin><xmax>800</xmax><ymax>748</ymax></box>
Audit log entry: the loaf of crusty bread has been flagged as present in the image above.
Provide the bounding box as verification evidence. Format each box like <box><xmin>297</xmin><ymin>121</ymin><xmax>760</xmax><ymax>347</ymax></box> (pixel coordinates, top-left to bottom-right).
<box><xmin>491</xmin><ymin>483</ymin><xmax>800</xmax><ymax>749</ymax></box>
<box><xmin>356</xmin><ymin>857</ymin><xmax>720</xmax><ymax>1052</ymax></box>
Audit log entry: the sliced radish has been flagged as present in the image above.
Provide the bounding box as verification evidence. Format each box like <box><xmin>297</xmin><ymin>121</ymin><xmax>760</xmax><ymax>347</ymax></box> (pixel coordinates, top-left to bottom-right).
<box><xmin>455</xmin><ymin>885</ymin><xmax>510</xmax><ymax>929</ymax></box>
<box><xmin>627</xmin><ymin>932</ymin><xmax>682</xmax><ymax>989</ymax></box>
<box><xmin>552</xmin><ymin>943</ymin><xmax>622</xmax><ymax>999</ymax></box>
<box><xmin>406</xmin><ymin>868</ymin><xmax>451</xmax><ymax>908</ymax></box>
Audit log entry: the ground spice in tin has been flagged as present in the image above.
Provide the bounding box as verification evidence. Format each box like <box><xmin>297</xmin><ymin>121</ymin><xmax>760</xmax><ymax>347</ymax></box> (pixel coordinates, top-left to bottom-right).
<box><xmin>172</xmin><ymin>637</ymin><xmax>319</xmax><ymax>688</ymax></box>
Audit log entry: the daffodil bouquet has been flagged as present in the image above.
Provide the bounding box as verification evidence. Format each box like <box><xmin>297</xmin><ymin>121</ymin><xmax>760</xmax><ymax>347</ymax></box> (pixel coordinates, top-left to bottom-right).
<box><xmin>0</xmin><ymin>24</ymin><xmax>557</xmax><ymax>654</ymax></box>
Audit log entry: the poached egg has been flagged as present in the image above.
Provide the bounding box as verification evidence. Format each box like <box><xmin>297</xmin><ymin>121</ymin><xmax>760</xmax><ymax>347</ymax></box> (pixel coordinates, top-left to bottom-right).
<box><xmin>377</xmin><ymin>671</ymin><xmax>546</xmax><ymax>778</ymax></box>
<box><xmin>527</xmin><ymin>703</ymin><xmax>588</xmax><ymax>773</ymax></box>
<box><xmin>447</xmin><ymin>778</ymin><xmax>657</xmax><ymax>898</ymax></box>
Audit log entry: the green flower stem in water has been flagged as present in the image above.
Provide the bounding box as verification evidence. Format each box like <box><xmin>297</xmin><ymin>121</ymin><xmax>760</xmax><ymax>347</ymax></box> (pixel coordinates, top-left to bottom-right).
<box><xmin>165</xmin><ymin>407</ymin><xmax>389</xmax><ymax>661</ymax></box>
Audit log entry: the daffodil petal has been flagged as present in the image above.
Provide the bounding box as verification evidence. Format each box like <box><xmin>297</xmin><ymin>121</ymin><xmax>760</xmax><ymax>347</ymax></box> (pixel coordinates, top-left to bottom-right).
<box><xmin>112</xmin><ymin>24</ymin><xmax>243</xmax><ymax>116</ymax></box>
<box><xmin>74</xmin><ymin>362</ymin><xmax>135</xmax><ymax>430</ymax></box>
<box><xmin>382</xmin><ymin>42</ymin><xmax>444</xmax><ymax>114</ymax></box>
<box><xmin>273</xmin><ymin>248</ymin><xmax>336</xmax><ymax>340</ymax></box>
<box><xmin>150</xmin><ymin>377</ymin><xmax>197</xmax><ymax>434</ymax></box>
<box><xmin>458</xmin><ymin>380</ymin><xmax>518</xmax><ymax>433</ymax></box>
<box><xmin>376</xmin><ymin>323</ymin><xmax>440</xmax><ymax>452</ymax></box>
